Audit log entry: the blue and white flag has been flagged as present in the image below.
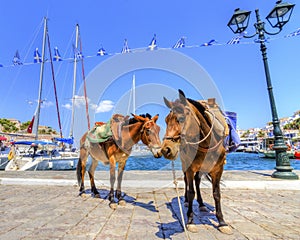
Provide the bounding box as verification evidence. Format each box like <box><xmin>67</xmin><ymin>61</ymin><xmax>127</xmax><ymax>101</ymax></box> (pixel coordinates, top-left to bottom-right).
<box><xmin>227</xmin><ymin>35</ymin><xmax>243</xmax><ymax>45</ymax></box>
<box><xmin>201</xmin><ymin>39</ymin><xmax>217</xmax><ymax>47</ymax></box>
<box><xmin>53</xmin><ymin>47</ymin><xmax>62</xmax><ymax>61</ymax></box>
<box><xmin>172</xmin><ymin>37</ymin><xmax>185</xmax><ymax>48</ymax></box>
<box><xmin>147</xmin><ymin>34</ymin><xmax>157</xmax><ymax>51</ymax></box>
<box><xmin>97</xmin><ymin>46</ymin><xmax>108</xmax><ymax>56</ymax></box>
<box><xmin>33</xmin><ymin>48</ymin><xmax>42</xmax><ymax>63</ymax></box>
<box><xmin>121</xmin><ymin>39</ymin><xmax>130</xmax><ymax>53</ymax></box>
<box><xmin>254</xmin><ymin>37</ymin><xmax>270</xmax><ymax>44</ymax></box>
<box><xmin>285</xmin><ymin>28</ymin><xmax>300</xmax><ymax>37</ymax></box>
<box><xmin>73</xmin><ymin>45</ymin><xmax>84</xmax><ymax>60</ymax></box>
<box><xmin>13</xmin><ymin>50</ymin><xmax>23</xmax><ymax>65</ymax></box>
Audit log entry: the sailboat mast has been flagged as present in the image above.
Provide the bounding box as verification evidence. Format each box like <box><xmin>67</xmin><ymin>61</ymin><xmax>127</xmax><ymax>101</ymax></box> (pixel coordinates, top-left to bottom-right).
<box><xmin>69</xmin><ymin>24</ymin><xmax>79</xmax><ymax>138</ymax></box>
<box><xmin>132</xmin><ymin>73</ymin><xmax>136</xmax><ymax>115</ymax></box>
<box><xmin>34</xmin><ymin>17</ymin><xmax>47</xmax><ymax>140</ymax></box>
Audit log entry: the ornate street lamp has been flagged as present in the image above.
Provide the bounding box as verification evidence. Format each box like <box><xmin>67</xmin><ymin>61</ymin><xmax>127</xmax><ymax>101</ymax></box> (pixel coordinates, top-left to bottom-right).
<box><xmin>227</xmin><ymin>1</ymin><xmax>298</xmax><ymax>179</ymax></box>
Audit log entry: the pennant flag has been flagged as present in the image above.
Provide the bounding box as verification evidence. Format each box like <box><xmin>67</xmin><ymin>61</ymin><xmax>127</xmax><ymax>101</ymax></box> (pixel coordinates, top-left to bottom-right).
<box><xmin>33</xmin><ymin>48</ymin><xmax>42</xmax><ymax>63</ymax></box>
<box><xmin>201</xmin><ymin>39</ymin><xmax>217</xmax><ymax>47</ymax></box>
<box><xmin>285</xmin><ymin>28</ymin><xmax>300</xmax><ymax>37</ymax></box>
<box><xmin>173</xmin><ymin>37</ymin><xmax>185</xmax><ymax>48</ymax></box>
<box><xmin>97</xmin><ymin>46</ymin><xmax>108</xmax><ymax>56</ymax></box>
<box><xmin>27</xmin><ymin>115</ymin><xmax>35</xmax><ymax>133</ymax></box>
<box><xmin>254</xmin><ymin>37</ymin><xmax>270</xmax><ymax>44</ymax></box>
<box><xmin>53</xmin><ymin>47</ymin><xmax>62</xmax><ymax>61</ymax></box>
<box><xmin>73</xmin><ymin>45</ymin><xmax>83</xmax><ymax>59</ymax></box>
<box><xmin>147</xmin><ymin>34</ymin><xmax>157</xmax><ymax>51</ymax></box>
<box><xmin>121</xmin><ymin>39</ymin><xmax>130</xmax><ymax>53</ymax></box>
<box><xmin>227</xmin><ymin>35</ymin><xmax>243</xmax><ymax>45</ymax></box>
<box><xmin>13</xmin><ymin>50</ymin><xmax>23</xmax><ymax>65</ymax></box>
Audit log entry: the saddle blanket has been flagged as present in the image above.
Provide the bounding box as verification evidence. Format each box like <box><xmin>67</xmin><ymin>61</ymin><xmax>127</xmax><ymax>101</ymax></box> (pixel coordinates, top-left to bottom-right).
<box><xmin>198</xmin><ymin>99</ymin><xmax>240</xmax><ymax>153</ymax></box>
<box><xmin>87</xmin><ymin>120</ymin><xmax>113</xmax><ymax>143</ymax></box>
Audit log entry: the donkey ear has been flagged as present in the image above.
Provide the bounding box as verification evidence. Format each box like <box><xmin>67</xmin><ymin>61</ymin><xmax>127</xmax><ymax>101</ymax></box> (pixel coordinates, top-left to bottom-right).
<box><xmin>178</xmin><ymin>89</ymin><xmax>188</xmax><ymax>105</ymax></box>
<box><xmin>152</xmin><ymin>114</ymin><xmax>159</xmax><ymax>123</ymax></box>
<box><xmin>163</xmin><ymin>97</ymin><xmax>172</xmax><ymax>109</ymax></box>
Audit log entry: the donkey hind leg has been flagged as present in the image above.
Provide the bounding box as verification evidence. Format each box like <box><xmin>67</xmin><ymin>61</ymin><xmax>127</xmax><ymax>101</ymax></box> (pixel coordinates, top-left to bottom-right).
<box><xmin>88</xmin><ymin>158</ymin><xmax>100</xmax><ymax>198</ymax></box>
<box><xmin>210</xmin><ymin>168</ymin><xmax>232</xmax><ymax>235</ymax></box>
<box><xmin>77</xmin><ymin>148</ymin><xmax>88</xmax><ymax>196</ymax></box>
<box><xmin>108</xmin><ymin>156</ymin><xmax>117</xmax><ymax>210</ymax></box>
<box><xmin>185</xmin><ymin>170</ymin><xmax>198</xmax><ymax>233</ymax></box>
<box><xmin>194</xmin><ymin>172</ymin><xmax>208</xmax><ymax>212</ymax></box>
<box><xmin>116</xmin><ymin>160</ymin><xmax>126</xmax><ymax>206</ymax></box>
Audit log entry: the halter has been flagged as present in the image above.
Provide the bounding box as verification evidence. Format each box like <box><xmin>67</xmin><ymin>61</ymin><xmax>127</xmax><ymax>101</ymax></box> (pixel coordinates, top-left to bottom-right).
<box><xmin>164</xmin><ymin>105</ymin><xmax>224</xmax><ymax>152</ymax></box>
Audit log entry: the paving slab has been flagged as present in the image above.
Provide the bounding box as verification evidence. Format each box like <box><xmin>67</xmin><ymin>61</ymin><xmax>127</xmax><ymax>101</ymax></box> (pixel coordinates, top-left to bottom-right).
<box><xmin>0</xmin><ymin>170</ymin><xmax>299</xmax><ymax>239</ymax></box>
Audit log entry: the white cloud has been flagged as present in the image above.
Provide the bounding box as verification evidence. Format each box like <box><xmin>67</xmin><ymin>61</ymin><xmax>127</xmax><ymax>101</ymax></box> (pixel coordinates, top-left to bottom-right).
<box><xmin>41</xmin><ymin>101</ymin><xmax>54</xmax><ymax>108</ymax></box>
<box><xmin>62</xmin><ymin>96</ymin><xmax>114</xmax><ymax>113</ymax></box>
<box><xmin>62</xmin><ymin>103</ymin><xmax>72</xmax><ymax>110</ymax></box>
<box><xmin>95</xmin><ymin>100</ymin><xmax>114</xmax><ymax>113</ymax></box>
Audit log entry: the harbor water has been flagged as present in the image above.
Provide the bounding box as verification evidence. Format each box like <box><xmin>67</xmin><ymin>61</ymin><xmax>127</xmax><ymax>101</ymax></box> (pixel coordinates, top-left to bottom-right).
<box><xmin>96</xmin><ymin>152</ymin><xmax>300</xmax><ymax>171</ymax></box>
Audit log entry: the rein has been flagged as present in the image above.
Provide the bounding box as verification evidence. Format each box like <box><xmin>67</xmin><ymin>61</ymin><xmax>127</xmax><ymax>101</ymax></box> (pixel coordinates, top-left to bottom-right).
<box><xmin>182</xmin><ymin>108</ymin><xmax>216</xmax><ymax>145</ymax></box>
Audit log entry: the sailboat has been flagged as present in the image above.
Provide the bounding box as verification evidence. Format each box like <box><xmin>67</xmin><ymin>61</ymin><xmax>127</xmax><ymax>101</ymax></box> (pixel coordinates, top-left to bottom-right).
<box><xmin>5</xmin><ymin>19</ymin><xmax>80</xmax><ymax>171</ymax></box>
<box><xmin>129</xmin><ymin>74</ymin><xmax>153</xmax><ymax>158</ymax></box>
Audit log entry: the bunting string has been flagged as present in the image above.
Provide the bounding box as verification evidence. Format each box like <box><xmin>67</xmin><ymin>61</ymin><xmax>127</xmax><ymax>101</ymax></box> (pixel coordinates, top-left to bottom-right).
<box><xmin>0</xmin><ymin>28</ymin><xmax>299</xmax><ymax>68</ymax></box>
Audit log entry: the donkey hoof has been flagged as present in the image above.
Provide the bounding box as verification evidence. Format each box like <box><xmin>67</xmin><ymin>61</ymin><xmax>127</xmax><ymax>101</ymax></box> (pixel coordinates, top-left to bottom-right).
<box><xmin>109</xmin><ymin>202</ymin><xmax>118</xmax><ymax>210</ymax></box>
<box><xmin>186</xmin><ymin>224</ymin><xmax>198</xmax><ymax>233</ymax></box>
<box><xmin>118</xmin><ymin>199</ymin><xmax>126</xmax><ymax>206</ymax></box>
<box><xmin>218</xmin><ymin>225</ymin><xmax>233</xmax><ymax>235</ymax></box>
<box><xmin>93</xmin><ymin>193</ymin><xmax>100</xmax><ymax>198</ymax></box>
<box><xmin>199</xmin><ymin>206</ymin><xmax>208</xmax><ymax>212</ymax></box>
<box><xmin>79</xmin><ymin>191</ymin><xmax>87</xmax><ymax>198</ymax></box>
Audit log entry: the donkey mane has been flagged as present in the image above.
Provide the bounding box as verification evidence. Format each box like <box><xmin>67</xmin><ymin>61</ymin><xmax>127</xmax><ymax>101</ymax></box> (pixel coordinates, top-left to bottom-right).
<box><xmin>128</xmin><ymin>113</ymin><xmax>152</xmax><ymax>125</ymax></box>
<box><xmin>187</xmin><ymin>98</ymin><xmax>211</xmax><ymax>126</ymax></box>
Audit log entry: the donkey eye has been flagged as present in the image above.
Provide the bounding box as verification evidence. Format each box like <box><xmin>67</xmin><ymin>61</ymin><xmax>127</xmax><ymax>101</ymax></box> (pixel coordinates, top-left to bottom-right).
<box><xmin>177</xmin><ymin>116</ymin><xmax>185</xmax><ymax>123</ymax></box>
<box><xmin>146</xmin><ymin>129</ymin><xmax>151</xmax><ymax>135</ymax></box>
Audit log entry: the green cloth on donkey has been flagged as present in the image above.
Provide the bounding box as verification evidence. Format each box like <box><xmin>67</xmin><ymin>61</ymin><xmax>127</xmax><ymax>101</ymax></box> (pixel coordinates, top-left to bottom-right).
<box><xmin>87</xmin><ymin>120</ymin><xmax>113</xmax><ymax>143</ymax></box>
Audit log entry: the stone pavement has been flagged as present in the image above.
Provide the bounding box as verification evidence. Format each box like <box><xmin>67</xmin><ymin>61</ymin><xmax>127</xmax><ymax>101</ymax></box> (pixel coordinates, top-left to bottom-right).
<box><xmin>0</xmin><ymin>170</ymin><xmax>300</xmax><ymax>239</ymax></box>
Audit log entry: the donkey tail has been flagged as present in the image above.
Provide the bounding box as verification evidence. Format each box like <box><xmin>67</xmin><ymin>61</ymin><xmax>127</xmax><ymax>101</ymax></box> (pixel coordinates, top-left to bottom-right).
<box><xmin>76</xmin><ymin>157</ymin><xmax>83</xmax><ymax>186</ymax></box>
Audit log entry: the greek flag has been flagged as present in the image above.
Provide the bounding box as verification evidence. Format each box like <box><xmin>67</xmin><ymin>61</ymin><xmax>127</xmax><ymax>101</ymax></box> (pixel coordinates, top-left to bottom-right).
<box><xmin>172</xmin><ymin>37</ymin><xmax>185</xmax><ymax>48</ymax></box>
<box><xmin>33</xmin><ymin>48</ymin><xmax>42</xmax><ymax>63</ymax></box>
<box><xmin>13</xmin><ymin>50</ymin><xmax>23</xmax><ymax>65</ymax></box>
<box><xmin>121</xmin><ymin>39</ymin><xmax>130</xmax><ymax>53</ymax></box>
<box><xmin>53</xmin><ymin>47</ymin><xmax>62</xmax><ymax>61</ymax></box>
<box><xmin>227</xmin><ymin>35</ymin><xmax>243</xmax><ymax>45</ymax></box>
<box><xmin>254</xmin><ymin>37</ymin><xmax>270</xmax><ymax>44</ymax></box>
<box><xmin>285</xmin><ymin>28</ymin><xmax>300</xmax><ymax>37</ymax></box>
<box><xmin>148</xmin><ymin>34</ymin><xmax>157</xmax><ymax>51</ymax></box>
<box><xmin>73</xmin><ymin>45</ymin><xmax>83</xmax><ymax>59</ymax></box>
<box><xmin>97</xmin><ymin>46</ymin><xmax>107</xmax><ymax>56</ymax></box>
<box><xmin>201</xmin><ymin>39</ymin><xmax>217</xmax><ymax>47</ymax></box>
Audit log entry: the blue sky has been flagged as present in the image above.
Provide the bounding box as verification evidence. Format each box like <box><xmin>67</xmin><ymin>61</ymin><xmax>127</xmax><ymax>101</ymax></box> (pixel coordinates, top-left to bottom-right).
<box><xmin>0</xmin><ymin>0</ymin><xmax>299</xmax><ymax>139</ymax></box>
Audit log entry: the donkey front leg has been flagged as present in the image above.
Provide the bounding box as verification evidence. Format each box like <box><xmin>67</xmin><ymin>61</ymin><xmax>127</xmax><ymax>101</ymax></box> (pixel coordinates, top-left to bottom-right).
<box><xmin>194</xmin><ymin>172</ymin><xmax>208</xmax><ymax>212</ymax></box>
<box><xmin>185</xmin><ymin>169</ymin><xmax>198</xmax><ymax>233</ymax></box>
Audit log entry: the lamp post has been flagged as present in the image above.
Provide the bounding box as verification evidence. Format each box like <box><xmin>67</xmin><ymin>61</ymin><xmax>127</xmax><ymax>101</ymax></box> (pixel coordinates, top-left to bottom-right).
<box><xmin>227</xmin><ymin>1</ymin><xmax>298</xmax><ymax>179</ymax></box>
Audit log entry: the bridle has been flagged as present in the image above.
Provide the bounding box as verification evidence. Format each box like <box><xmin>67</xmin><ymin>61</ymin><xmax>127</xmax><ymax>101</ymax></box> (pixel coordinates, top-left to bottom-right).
<box><xmin>140</xmin><ymin>119</ymin><xmax>161</xmax><ymax>151</ymax></box>
<box><xmin>164</xmin><ymin>105</ymin><xmax>224</xmax><ymax>152</ymax></box>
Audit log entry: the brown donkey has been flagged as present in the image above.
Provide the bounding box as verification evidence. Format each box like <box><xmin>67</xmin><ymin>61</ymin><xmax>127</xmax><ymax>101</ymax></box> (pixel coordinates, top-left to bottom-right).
<box><xmin>77</xmin><ymin>113</ymin><xmax>161</xmax><ymax>209</ymax></box>
<box><xmin>160</xmin><ymin>90</ymin><xmax>232</xmax><ymax>234</ymax></box>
